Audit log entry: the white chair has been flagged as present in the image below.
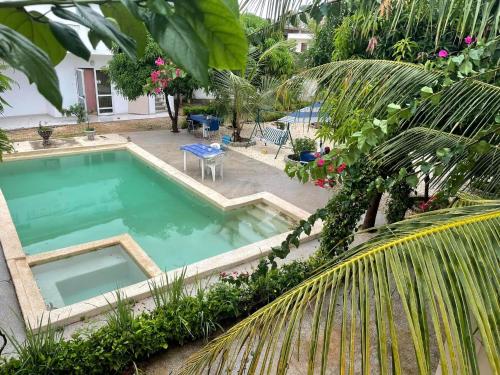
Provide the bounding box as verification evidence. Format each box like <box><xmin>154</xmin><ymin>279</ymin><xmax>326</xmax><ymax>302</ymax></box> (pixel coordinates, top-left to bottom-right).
<box><xmin>204</xmin><ymin>153</ymin><xmax>224</xmax><ymax>182</ymax></box>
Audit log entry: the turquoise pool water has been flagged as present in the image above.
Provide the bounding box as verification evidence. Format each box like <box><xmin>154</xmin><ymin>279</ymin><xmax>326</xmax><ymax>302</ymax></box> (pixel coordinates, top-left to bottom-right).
<box><xmin>0</xmin><ymin>150</ymin><xmax>293</xmax><ymax>271</ymax></box>
<box><xmin>31</xmin><ymin>245</ymin><xmax>148</xmax><ymax>308</ymax></box>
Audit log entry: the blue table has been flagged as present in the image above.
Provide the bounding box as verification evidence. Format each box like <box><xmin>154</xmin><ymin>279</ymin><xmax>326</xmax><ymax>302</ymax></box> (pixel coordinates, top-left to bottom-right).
<box><xmin>180</xmin><ymin>143</ymin><xmax>224</xmax><ymax>181</ymax></box>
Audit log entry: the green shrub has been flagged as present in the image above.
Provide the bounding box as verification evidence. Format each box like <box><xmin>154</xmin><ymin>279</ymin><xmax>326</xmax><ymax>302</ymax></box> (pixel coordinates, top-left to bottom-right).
<box><xmin>0</xmin><ymin>258</ymin><xmax>315</xmax><ymax>374</ymax></box>
<box><xmin>259</xmin><ymin>110</ymin><xmax>286</xmax><ymax>122</ymax></box>
<box><xmin>293</xmin><ymin>137</ymin><xmax>316</xmax><ymax>155</ymax></box>
<box><xmin>182</xmin><ymin>104</ymin><xmax>218</xmax><ymax>116</ymax></box>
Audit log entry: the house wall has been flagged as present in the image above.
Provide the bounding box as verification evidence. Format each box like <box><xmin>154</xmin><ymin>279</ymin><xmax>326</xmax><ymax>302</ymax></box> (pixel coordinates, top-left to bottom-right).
<box><xmin>2</xmin><ymin>53</ymin><xmax>140</xmax><ymax>118</ymax></box>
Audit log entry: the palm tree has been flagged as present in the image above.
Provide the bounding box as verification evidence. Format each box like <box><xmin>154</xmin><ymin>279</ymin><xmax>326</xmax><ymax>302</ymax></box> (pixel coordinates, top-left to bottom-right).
<box><xmin>242</xmin><ymin>0</ymin><xmax>498</xmax><ymax>46</ymax></box>
<box><xmin>212</xmin><ymin>41</ymin><xmax>294</xmax><ymax>141</ymax></box>
<box><xmin>179</xmin><ymin>200</ymin><xmax>500</xmax><ymax>374</ymax></box>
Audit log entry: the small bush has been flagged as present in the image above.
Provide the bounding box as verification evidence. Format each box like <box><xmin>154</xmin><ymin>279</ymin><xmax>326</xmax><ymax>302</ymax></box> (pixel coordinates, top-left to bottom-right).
<box><xmin>0</xmin><ymin>259</ymin><xmax>315</xmax><ymax>374</ymax></box>
<box><xmin>182</xmin><ymin>104</ymin><xmax>218</xmax><ymax>116</ymax></box>
<box><xmin>293</xmin><ymin>137</ymin><xmax>316</xmax><ymax>155</ymax></box>
<box><xmin>260</xmin><ymin>111</ymin><xmax>286</xmax><ymax>122</ymax></box>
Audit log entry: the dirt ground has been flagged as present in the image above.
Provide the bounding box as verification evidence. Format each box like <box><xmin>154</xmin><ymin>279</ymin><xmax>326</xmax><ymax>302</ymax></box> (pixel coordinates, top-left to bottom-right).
<box><xmin>5</xmin><ymin>117</ymin><xmax>175</xmax><ymax>142</ymax></box>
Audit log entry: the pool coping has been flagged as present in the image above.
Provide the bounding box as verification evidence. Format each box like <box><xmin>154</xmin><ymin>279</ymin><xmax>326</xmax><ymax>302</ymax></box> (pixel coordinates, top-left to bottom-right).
<box><xmin>0</xmin><ymin>142</ymin><xmax>322</xmax><ymax>330</ymax></box>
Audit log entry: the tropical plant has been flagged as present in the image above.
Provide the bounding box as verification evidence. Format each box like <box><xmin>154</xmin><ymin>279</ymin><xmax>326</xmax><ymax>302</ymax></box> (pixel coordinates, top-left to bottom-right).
<box><xmin>144</xmin><ymin>58</ymin><xmax>199</xmax><ymax>132</ymax></box>
<box><xmin>0</xmin><ymin>0</ymin><xmax>248</xmax><ymax>111</ymax></box>
<box><xmin>62</xmin><ymin>103</ymin><xmax>87</xmax><ymax>124</ymax></box>
<box><xmin>212</xmin><ymin>44</ymin><xmax>287</xmax><ymax>141</ymax></box>
<box><xmin>179</xmin><ymin>202</ymin><xmax>500</xmax><ymax>374</ymax></box>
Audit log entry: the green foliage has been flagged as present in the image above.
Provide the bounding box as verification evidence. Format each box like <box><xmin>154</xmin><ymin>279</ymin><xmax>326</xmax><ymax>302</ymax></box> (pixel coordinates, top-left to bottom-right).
<box><xmin>108</xmin><ymin>37</ymin><xmax>164</xmax><ymax>100</ymax></box>
<box><xmin>331</xmin><ymin>15</ymin><xmax>355</xmax><ymax>61</ymax></box>
<box><xmin>0</xmin><ymin>257</ymin><xmax>318</xmax><ymax>374</ymax></box>
<box><xmin>62</xmin><ymin>103</ymin><xmax>87</xmax><ymax>124</ymax></box>
<box><xmin>391</xmin><ymin>38</ymin><xmax>420</xmax><ymax>61</ymax></box>
<box><xmin>293</xmin><ymin>137</ymin><xmax>316</xmax><ymax>155</ymax></box>
<box><xmin>0</xmin><ymin>1</ymin><xmax>248</xmax><ymax>110</ymax></box>
<box><xmin>240</xmin><ymin>13</ymin><xmax>270</xmax><ymax>35</ymax></box>
<box><xmin>258</xmin><ymin>37</ymin><xmax>296</xmax><ymax>78</ymax></box>
<box><xmin>259</xmin><ymin>110</ymin><xmax>286</xmax><ymax>122</ymax></box>
<box><xmin>386</xmin><ymin>180</ymin><xmax>414</xmax><ymax>223</ymax></box>
<box><xmin>305</xmin><ymin>16</ymin><xmax>336</xmax><ymax>67</ymax></box>
<box><xmin>182</xmin><ymin>104</ymin><xmax>218</xmax><ymax>116</ymax></box>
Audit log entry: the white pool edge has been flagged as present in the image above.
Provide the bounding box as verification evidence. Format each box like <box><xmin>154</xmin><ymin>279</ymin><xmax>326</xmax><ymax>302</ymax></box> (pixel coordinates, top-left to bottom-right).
<box><xmin>0</xmin><ymin>142</ymin><xmax>322</xmax><ymax>331</ymax></box>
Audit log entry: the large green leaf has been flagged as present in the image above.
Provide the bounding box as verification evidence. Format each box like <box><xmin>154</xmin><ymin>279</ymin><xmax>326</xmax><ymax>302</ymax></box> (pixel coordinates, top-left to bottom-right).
<box><xmin>148</xmin><ymin>12</ymin><xmax>209</xmax><ymax>84</ymax></box>
<box><xmin>0</xmin><ymin>25</ymin><xmax>61</xmax><ymax>110</ymax></box>
<box><xmin>52</xmin><ymin>4</ymin><xmax>136</xmax><ymax>59</ymax></box>
<box><xmin>0</xmin><ymin>8</ymin><xmax>65</xmax><ymax>65</ymax></box>
<box><xmin>48</xmin><ymin>21</ymin><xmax>91</xmax><ymax>61</ymax></box>
<box><xmin>193</xmin><ymin>0</ymin><xmax>248</xmax><ymax>70</ymax></box>
<box><xmin>100</xmin><ymin>2</ymin><xmax>148</xmax><ymax>56</ymax></box>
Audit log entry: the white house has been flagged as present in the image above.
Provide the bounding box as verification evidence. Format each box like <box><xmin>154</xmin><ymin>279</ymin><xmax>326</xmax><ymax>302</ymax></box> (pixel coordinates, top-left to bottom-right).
<box><xmin>0</xmin><ymin>6</ymin><xmax>166</xmax><ymax>128</ymax></box>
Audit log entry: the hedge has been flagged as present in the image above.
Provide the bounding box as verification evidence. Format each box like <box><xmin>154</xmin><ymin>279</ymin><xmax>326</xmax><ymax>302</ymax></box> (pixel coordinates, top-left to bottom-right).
<box><xmin>0</xmin><ymin>260</ymin><xmax>315</xmax><ymax>374</ymax></box>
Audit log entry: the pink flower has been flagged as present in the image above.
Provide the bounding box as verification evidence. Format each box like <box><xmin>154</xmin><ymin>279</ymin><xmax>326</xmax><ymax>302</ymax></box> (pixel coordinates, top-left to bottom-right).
<box><xmin>150</xmin><ymin>70</ymin><xmax>161</xmax><ymax>83</ymax></box>
<box><xmin>154</xmin><ymin>87</ymin><xmax>162</xmax><ymax>94</ymax></box>
<box><xmin>464</xmin><ymin>35</ymin><xmax>475</xmax><ymax>45</ymax></box>
<box><xmin>155</xmin><ymin>57</ymin><xmax>165</xmax><ymax>66</ymax></box>
<box><xmin>160</xmin><ymin>78</ymin><xmax>169</xmax><ymax>88</ymax></box>
<box><xmin>336</xmin><ymin>163</ymin><xmax>346</xmax><ymax>173</ymax></box>
<box><xmin>317</xmin><ymin>158</ymin><xmax>325</xmax><ymax>167</ymax></box>
<box><xmin>175</xmin><ymin>68</ymin><xmax>181</xmax><ymax>77</ymax></box>
<box><xmin>438</xmin><ymin>49</ymin><xmax>448</xmax><ymax>58</ymax></box>
<box><xmin>313</xmin><ymin>152</ymin><xmax>321</xmax><ymax>158</ymax></box>
<box><xmin>327</xmin><ymin>164</ymin><xmax>335</xmax><ymax>173</ymax></box>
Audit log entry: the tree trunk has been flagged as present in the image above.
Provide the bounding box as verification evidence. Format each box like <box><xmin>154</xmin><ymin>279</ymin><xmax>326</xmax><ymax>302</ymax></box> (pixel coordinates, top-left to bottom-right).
<box><xmin>361</xmin><ymin>192</ymin><xmax>382</xmax><ymax>229</ymax></box>
<box><xmin>172</xmin><ymin>93</ymin><xmax>180</xmax><ymax>133</ymax></box>
<box><xmin>164</xmin><ymin>93</ymin><xmax>179</xmax><ymax>133</ymax></box>
<box><xmin>424</xmin><ymin>174</ymin><xmax>430</xmax><ymax>200</ymax></box>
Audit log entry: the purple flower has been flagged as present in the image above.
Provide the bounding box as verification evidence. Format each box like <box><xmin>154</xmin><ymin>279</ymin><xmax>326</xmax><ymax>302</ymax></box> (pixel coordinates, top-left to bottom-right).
<box><xmin>464</xmin><ymin>35</ymin><xmax>475</xmax><ymax>45</ymax></box>
<box><xmin>438</xmin><ymin>49</ymin><xmax>448</xmax><ymax>58</ymax></box>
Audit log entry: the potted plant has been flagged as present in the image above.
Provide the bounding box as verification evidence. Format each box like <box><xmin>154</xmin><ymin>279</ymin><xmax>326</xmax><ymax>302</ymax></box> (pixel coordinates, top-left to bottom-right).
<box><xmin>37</xmin><ymin>122</ymin><xmax>53</xmax><ymax>146</ymax></box>
<box><xmin>62</xmin><ymin>103</ymin><xmax>94</xmax><ymax>140</ymax></box>
<box><xmin>285</xmin><ymin>137</ymin><xmax>316</xmax><ymax>164</ymax></box>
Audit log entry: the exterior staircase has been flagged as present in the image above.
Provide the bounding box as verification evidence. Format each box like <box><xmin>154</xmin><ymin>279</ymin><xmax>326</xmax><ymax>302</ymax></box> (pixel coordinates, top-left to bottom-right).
<box><xmin>155</xmin><ymin>93</ymin><xmax>167</xmax><ymax>112</ymax></box>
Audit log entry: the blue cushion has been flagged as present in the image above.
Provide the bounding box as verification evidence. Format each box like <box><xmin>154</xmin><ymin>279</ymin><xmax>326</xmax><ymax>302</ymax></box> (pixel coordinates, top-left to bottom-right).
<box><xmin>299</xmin><ymin>151</ymin><xmax>316</xmax><ymax>162</ymax></box>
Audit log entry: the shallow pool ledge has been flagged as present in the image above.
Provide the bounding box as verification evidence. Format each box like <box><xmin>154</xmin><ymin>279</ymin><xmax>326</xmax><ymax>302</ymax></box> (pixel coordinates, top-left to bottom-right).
<box><xmin>0</xmin><ymin>143</ymin><xmax>322</xmax><ymax>331</ymax></box>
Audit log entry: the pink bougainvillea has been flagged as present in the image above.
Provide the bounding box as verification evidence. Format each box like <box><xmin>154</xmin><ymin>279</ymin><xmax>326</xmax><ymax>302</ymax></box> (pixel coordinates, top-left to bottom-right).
<box><xmin>336</xmin><ymin>163</ymin><xmax>347</xmax><ymax>173</ymax></box>
<box><xmin>317</xmin><ymin>158</ymin><xmax>325</xmax><ymax>167</ymax></box>
<box><xmin>464</xmin><ymin>35</ymin><xmax>475</xmax><ymax>45</ymax></box>
<box><xmin>438</xmin><ymin>49</ymin><xmax>448</xmax><ymax>58</ymax></box>
<box><xmin>155</xmin><ymin>57</ymin><xmax>165</xmax><ymax>66</ymax></box>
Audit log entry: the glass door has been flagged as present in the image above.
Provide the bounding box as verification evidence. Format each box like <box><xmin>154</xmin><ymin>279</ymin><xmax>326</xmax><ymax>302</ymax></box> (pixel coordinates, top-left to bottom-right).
<box><xmin>95</xmin><ymin>70</ymin><xmax>113</xmax><ymax>114</ymax></box>
<box><xmin>75</xmin><ymin>69</ymin><xmax>86</xmax><ymax>111</ymax></box>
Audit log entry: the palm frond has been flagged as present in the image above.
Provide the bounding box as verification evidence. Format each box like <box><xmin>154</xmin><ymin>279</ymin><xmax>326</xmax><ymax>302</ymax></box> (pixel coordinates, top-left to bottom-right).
<box><xmin>374</xmin><ymin>127</ymin><xmax>500</xmax><ymax>195</ymax></box>
<box><xmin>281</xmin><ymin>59</ymin><xmax>442</xmax><ymax>126</ymax></box>
<box><xmin>179</xmin><ymin>203</ymin><xmax>500</xmax><ymax>374</ymax></box>
<box><xmin>453</xmin><ymin>191</ymin><xmax>500</xmax><ymax>206</ymax></box>
<box><xmin>408</xmin><ymin>77</ymin><xmax>500</xmax><ymax>138</ymax></box>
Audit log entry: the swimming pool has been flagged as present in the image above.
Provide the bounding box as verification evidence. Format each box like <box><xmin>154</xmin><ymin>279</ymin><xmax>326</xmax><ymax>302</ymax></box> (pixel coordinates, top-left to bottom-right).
<box><xmin>0</xmin><ymin>150</ymin><xmax>293</xmax><ymax>271</ymax></box>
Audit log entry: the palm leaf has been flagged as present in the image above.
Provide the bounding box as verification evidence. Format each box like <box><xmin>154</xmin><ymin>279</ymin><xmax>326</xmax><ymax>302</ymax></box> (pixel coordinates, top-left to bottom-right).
<box><xmin>374</xmin><ymin>127</ymin><xmax>500</xmax><ymax>195</ymax></box>
<box><xmin>281</xmin><ymin>59</ymin><xmax>443</xmax><ymax>127</ymax></box>
<box><xmin>179</xmin><ymin>203</ymin><xmax>500</xmax><ymax>374</ymax></box>
<box><xmin>408</xmin><ymin>77</ymin><xmax>500</xmax><ymax>138</ymax></box>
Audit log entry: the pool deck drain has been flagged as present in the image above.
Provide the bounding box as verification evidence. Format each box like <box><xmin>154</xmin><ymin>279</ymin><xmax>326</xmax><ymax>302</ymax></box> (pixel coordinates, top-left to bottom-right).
<box><xmin>0</xmin><ymin>142</ymin><xmax>322</xmax><ymax>331</ymax></box>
